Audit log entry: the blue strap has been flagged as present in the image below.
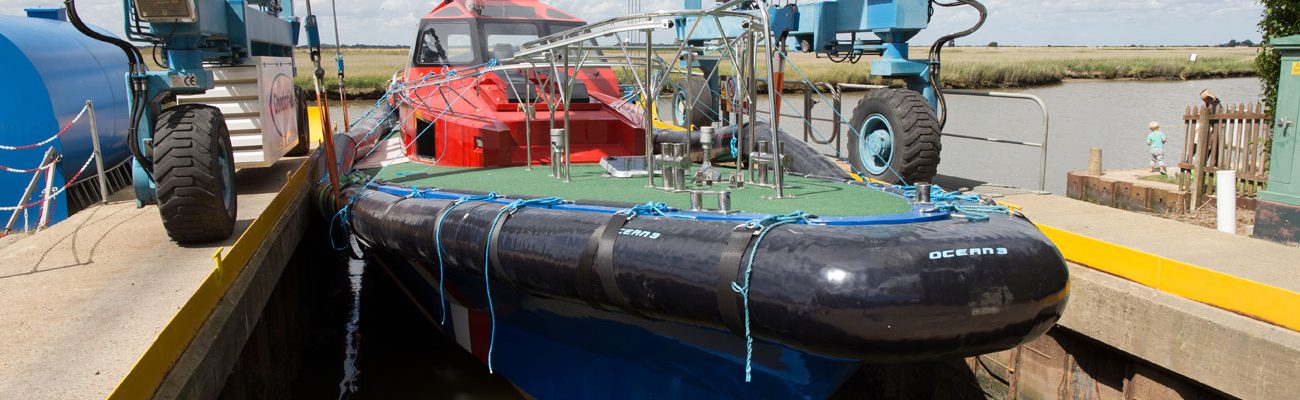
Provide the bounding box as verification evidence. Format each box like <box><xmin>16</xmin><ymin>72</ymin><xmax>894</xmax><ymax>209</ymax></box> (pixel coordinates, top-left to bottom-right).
<box><xmin>729</xmin><ymin>211</ymin><xmax>815</xmax><ymax>382</ymax></box>
<box><xmin>482</xmin><ymin>196</ymin><xmax>566</xmax><ymax>373</ymax></box>
<box><xmin>433</xmin><ymin>193</ymin><xmax>501</xmax><ymax>325</ymax></box>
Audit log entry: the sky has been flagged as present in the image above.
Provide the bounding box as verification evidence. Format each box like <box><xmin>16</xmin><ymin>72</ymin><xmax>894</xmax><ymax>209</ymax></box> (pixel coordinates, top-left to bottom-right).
<box><xmin>6</xmin><ymin>0</ymin><xmax>1266</xmax><ymax>47</ymax></box>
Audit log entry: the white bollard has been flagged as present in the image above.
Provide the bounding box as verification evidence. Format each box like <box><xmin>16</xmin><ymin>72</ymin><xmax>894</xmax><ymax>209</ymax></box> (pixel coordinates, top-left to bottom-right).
<box><xmin>1216</xmin><ymin>170</ymin><xmax>1236</xmax><ymax>234</ymax></box>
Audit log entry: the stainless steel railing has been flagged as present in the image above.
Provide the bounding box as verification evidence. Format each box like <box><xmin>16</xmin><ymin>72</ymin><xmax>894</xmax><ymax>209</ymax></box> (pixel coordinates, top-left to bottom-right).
<box><xmin>752</xmin><ymin>82</ymin><xmax>1052</xmax><ymax>190</ymax></box>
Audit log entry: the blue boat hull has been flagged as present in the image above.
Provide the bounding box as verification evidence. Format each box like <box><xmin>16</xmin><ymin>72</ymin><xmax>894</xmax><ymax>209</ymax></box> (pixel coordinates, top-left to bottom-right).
<box><xmin>371</xmin><ymin>251</ymin><xmax>864</xmax><ymax>399</ymax></box>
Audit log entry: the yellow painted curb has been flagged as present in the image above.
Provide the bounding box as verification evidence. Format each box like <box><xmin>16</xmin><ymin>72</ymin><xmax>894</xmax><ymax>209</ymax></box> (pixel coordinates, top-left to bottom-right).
<box><xmin>1038</xmin><ymin>224</ymin><xmax>1300</xmax><ymax>332</ymax></box>
<box><xmin>107</xmin><ymin>157</ymin><xmax>313</xmax><ymax>399</ymax></box>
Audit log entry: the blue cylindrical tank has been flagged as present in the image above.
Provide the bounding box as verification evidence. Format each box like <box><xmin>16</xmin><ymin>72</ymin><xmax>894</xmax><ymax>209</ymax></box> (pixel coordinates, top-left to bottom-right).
<box><xmin>0</xmin><ymin>8</ymin><xmax>130</xmax><ymax>227</ymax></box>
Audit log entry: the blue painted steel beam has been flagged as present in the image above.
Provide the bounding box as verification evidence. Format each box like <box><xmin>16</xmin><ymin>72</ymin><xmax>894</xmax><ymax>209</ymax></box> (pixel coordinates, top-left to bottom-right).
<box><xmin>678</xmin><ymin>0</ymin><xmax>938</xmax><ymax>107</ymax></box>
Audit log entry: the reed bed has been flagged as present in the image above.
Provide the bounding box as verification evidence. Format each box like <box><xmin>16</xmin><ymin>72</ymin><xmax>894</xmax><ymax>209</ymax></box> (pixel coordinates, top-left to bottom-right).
<box><xmin>297</xmin><ymin>46</ymin><xmax>1258</xmax><ymax>98</ymax></box>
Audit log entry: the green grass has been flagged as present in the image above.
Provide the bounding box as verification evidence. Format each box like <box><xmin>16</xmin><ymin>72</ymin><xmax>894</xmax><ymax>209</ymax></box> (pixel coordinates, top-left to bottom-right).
<box><xmin>293</xmin><ymin>48</ymin><xmax>408</xmax><ymax>98</ymax></box>
<box><xmin>367</xmin><ymin>163</ymin><xmax>913</xmax><ymax>217</ymax></box>
<box><xmin>301</xmin><ymin>46</ymin><xmax>1259</xmax><ymax>99</ymax></box>
<box><xmin>1139</xmin><ymin>174</ymin><xmax>1179</xmax><ymax>184</ymax></box>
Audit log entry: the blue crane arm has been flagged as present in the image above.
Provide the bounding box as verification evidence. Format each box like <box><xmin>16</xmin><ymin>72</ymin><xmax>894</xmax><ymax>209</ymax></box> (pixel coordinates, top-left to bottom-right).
<box><xmin>678</xmin><ymin>0</ymin><xmax>935</xmax><ymax>103</ymax></box>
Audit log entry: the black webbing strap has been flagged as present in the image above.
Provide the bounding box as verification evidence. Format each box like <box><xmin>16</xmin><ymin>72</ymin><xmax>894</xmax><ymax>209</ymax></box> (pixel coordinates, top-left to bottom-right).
<box><xmin>716</xmin><ymin>225</ymin><xmax>759</xmax><ymax>336</ymax></box>
<box><xmin>486</xmin><ymin>208</ymin><xmax>516</xmax><ymax>287</ymax></box>
<box><xmin>596</xmin><ymin>215</ymin><xmax>645</xmax><ymax>318</ymax></box>
<box><xmin>577</xmin><ymin>214</ymin><xmax>627</xmax><ymax>311</ymax></box>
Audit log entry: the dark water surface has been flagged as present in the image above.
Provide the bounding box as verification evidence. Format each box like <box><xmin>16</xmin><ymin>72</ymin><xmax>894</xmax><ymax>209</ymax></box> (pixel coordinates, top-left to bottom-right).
<box><xmin>281</xmin><ymin>227</ymin><xmax>523</xmax><ymax>400</ymax></box>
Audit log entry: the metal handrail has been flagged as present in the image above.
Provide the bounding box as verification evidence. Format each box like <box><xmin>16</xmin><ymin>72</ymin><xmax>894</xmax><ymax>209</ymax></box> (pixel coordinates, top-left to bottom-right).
<box><xmin>933</xmin><ymin>89</ymin><xmax>1051</xmax><ymax>191</ymax></box>
<box><xmin>751</xmin><ymin>82</ymin><xmax>1052</xmax><ymax>190</ymax></box>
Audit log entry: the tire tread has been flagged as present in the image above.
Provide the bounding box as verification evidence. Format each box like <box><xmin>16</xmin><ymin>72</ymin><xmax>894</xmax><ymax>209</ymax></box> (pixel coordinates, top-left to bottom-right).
<box><xmin>154</xmin><ymin>104</ymin><xmax>237</xmax><ymax>243</ymax></box>
<box><xmin>846</xmin><ymin>88</ymin><xmax>942</xmax><ymax>184</ymax></box>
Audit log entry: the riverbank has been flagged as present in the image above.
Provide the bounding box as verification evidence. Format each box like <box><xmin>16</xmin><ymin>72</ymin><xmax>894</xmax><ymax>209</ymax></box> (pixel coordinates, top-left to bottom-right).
<box><xmin>297</xmin><ymin>46</ymin><xmax>1259</xmax><ymax>100</ymax></box>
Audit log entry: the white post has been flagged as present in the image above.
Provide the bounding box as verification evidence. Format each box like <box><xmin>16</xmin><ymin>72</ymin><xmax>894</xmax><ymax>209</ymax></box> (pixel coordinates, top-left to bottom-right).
<box><xmin>38</xmin><ymin>153</ymin><xmax>59</xmax><ymax>229</ymax></box>
<box><xmin>1216</xmin><ymin>170</ymin><xmax>1236</xmax><ymax>234</ymax></box>
<box><xmin>87</xmin><ymin>101</ymin><xmax>109</xmax><ymax>204</ymax></box>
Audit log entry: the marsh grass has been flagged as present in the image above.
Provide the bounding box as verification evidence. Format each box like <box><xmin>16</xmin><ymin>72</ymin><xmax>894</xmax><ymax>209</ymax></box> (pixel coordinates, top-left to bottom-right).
<box><xmin>298</xmin><ymin>46</ymin><xmax>1258</xmax><ymax>98</ymax></box>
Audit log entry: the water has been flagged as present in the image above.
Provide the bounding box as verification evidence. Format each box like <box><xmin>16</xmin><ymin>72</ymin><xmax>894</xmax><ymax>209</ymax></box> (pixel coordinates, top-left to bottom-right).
<box><xmin>336</xmin><ymin>250</ymin><xmax>364</xmax><ymax>399</ymax></box>
<box><xmin>328</xmin><ymin>77</ymin><xmax>1261</xmax><ymax>194</ymax></box>
<box><xmin>278</xmin><ymin>224</ymin><xmax>522</xmax><ymax>400</ymax></box>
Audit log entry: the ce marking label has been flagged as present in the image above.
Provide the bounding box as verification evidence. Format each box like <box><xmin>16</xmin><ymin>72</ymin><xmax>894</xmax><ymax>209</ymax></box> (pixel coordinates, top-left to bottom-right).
<box><xmin>170</xmin><ymin>74</ymin><xmax>199</xmax><ymax>88</ymax></box>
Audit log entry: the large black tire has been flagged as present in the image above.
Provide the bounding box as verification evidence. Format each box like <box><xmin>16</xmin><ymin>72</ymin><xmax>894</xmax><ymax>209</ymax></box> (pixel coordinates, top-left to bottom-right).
<box><xmin>671</xmin><ymin>77</ymin><xmax>716</xmax><ymax>129</ymax></box>
<box><xmin>846</xmin><ymin>88</ymin><xmax>941</xmax><ymax>184</ymax></box>
<box><xmin>153</xmin><ymin>104</ymin><xmax>237</xmax><ymax>243</ymax></box>
<box><xmin>286</xmin><ymin>87</ymin><xmax>311</xmax><ymax>156</ymax></box>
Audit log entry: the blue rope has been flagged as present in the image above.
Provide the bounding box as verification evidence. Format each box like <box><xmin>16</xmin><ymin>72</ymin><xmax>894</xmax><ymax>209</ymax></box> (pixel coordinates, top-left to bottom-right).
<box><xmin>617</xmin><ymin>202</ymin><xmax>675</xmax><ymax>218</ymax></box>
<box><xmin>730</xmin><ymin>137</ymin><xmax>739</xmax><ymax>159</ymax></box>
<box><xmin>328</xmin><ymin>205</ymin><xmax>353</xmax><ymax>251</ymax></box>
<box><xmin>433</xmin><ymin>193</ymin><xmax>501</xmax><ymax>325</ymax></box>
<box><xmin>935</xmin><ymin>202</ymin><xmax>1011</xmax><ymax>222</ymax></box>
<box><xmin>897</xmin><ymin>184</ymin><xmax>983</xmax><ymax>203</ymax></box>
<box><xmin>730</xmin><ymin>211</ymin><xmax>815</xmax><ymax>382</ymax></box>
<box><xmin>328</xmin><ymin>192</ymin><xmax>372</xmax><ymax>251</ymax></box>
<box><xmin>482</xmin><ymin>196</ymin><xmax>567</xmax><ymax>374</ymax></box>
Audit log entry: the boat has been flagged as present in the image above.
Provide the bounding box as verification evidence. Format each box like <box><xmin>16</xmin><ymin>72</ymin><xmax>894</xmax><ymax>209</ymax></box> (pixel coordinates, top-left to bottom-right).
<box><xmin>316</xmin><ymin>1</ymin><xmax>1070</xmax><ymax>398</ymax></box>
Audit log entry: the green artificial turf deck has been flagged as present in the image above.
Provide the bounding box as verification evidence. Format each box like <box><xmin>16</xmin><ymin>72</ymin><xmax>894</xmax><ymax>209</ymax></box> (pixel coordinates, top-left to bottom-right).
<box><xmin>368</xmin><ymin>163</ymin><xmax>912</xmax><ymax>217</ymax></box>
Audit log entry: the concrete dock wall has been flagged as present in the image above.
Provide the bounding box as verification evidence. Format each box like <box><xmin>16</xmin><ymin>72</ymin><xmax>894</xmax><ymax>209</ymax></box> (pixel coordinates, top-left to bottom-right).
<box><xmin>961</xmin><ymin>265</ymin><xmax>1299</xmax><ymax>400</ymax></box>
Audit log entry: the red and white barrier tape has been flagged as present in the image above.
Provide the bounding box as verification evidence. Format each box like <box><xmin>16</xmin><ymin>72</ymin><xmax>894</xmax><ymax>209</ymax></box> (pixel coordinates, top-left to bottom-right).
<box><xmin>0</xmin><ymin>165</ymin><xmax>46</xmax><ymax>174</ymax></box>
<box><xmin>0</xmin><ymin>104</ymin><xmax>90</xmax><ymax>151</ymax></box>
<box><xmin>0</xmin><ymin>153</ymin><xmax>96</xmax><ymax>212</ymax></box>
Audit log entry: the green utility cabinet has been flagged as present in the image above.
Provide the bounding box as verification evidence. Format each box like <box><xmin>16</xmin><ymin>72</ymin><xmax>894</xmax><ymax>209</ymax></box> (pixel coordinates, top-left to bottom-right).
<box><xmin>1256</xmin><ymin>34</ymin><xmax>1300</xmax><ymax>244</ymax></box>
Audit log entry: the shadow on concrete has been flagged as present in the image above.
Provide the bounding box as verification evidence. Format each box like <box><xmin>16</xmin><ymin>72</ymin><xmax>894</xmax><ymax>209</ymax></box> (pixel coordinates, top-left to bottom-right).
<box><xmin>932</xmin><ymin>174</ymin><xmax>990</xmax><ymax>191</ymax></box>
<box><xmin>0</xmin><ymin>203</ymin><xmax>150</xmax><ymax>279</ymax></box>
<box><xmin>233</xmin><ymin>159</ymin><xmax>304</xmax><ymax>196</ymax></box>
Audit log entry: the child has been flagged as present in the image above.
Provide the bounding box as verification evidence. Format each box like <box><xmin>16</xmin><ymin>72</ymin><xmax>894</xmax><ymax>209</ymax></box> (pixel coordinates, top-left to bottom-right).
<box><xmin>1146</xmin><ymin>122</ymin><xmax>1167</xmax><ymax>174</ymax></box>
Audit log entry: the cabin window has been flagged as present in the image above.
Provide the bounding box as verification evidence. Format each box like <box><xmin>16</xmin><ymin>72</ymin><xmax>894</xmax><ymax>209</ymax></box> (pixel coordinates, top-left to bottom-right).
<box><xmin>415</xmin><ymin>22</ymin><xmax>476</xmax><ymax>66</ymax></box>
<box><xmin>545</xmin><ymin>9</ymin><xmax>576</xmax><ymax>20</ymax></box>
<box><xmin>484</xmin><ymin>23</ymin><xmax>539</xmax><ymax>60</ymax></box>
<box><xmin>477</xmin><ymin>5</ymin><xmax>534</xmax><ymax>18</ymax></box>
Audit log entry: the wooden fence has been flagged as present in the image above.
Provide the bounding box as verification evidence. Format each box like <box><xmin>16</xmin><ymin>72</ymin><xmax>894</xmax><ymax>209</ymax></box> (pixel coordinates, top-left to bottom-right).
<box><xmin>1177</xmin><ymin>102</ymin><xmax>1271</xmax><ymax>202</ymax></box>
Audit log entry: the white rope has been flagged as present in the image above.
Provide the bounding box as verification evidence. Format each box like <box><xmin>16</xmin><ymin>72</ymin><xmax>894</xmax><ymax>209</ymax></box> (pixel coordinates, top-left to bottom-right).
<box><xmin>0</xmin><ymin>153</ymin><xmax>96</xmax><ymax>212</ymax></box>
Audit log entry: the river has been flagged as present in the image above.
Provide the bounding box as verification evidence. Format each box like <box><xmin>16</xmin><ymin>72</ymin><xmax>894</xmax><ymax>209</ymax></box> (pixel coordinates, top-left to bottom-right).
<box><xmin>329</xmin><ymin>77</ymin><xmax>1262</xmax><ymax>194</ymax></box>
<box><xmin>763</xmin><ymin>77</ymin><xmax>1262</xmax><ymax>194</ymax></box>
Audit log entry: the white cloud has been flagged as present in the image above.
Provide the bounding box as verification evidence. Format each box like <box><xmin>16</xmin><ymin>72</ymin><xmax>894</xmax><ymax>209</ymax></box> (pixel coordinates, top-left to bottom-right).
<box><xmin>3</xmin><ymin>0</ymin><xmax>1263</xmax><ymax>46</ymax></box>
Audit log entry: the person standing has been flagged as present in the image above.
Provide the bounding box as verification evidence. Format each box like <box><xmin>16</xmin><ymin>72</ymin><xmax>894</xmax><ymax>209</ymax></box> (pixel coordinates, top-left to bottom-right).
<box><xmin>1147</xmin><ymin>121</ymin><xmax>1168</xmax><ymax>175</ymax></box>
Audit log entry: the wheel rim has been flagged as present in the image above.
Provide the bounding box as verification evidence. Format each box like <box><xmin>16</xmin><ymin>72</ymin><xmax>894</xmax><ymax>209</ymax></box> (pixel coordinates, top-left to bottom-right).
<box><xmin>858</xmin><ymin>114</ymin><xmax>895</xmax><ymax>176</ymax></box>
<box><xmin>219</xmin><ymin>151</ymin><xmax>235</xmax><ymax>214</ymax></box>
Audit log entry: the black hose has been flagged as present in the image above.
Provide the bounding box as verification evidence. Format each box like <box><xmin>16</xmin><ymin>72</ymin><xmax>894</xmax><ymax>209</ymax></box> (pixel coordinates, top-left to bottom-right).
<box><xmin>65</xmin><ymin>0</ymin><xmax>154</xmax><ymax>172</ymax></box>
<box><xmin>65</xmin><ymin>0</ymin><xmax>142</xmax><ymax>71</ymax></box>
<box><xmin>927</xmin><ymin>0</ymin><xmax>987</xmax><ymax>130</ymax></box>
